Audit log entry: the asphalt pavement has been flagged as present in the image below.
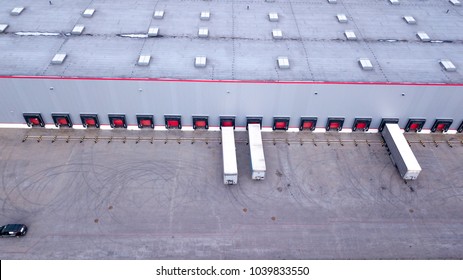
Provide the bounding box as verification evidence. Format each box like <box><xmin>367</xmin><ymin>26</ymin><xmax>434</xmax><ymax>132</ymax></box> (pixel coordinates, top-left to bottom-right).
<box><xmin>0</xmin><ymin>128</ymin><xmax>462</xmax><ymax>259</ymax></box>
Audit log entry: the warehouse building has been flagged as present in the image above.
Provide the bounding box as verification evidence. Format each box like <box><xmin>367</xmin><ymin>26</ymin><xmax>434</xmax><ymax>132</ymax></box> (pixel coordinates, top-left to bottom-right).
<box><xmin>0</xmin><ymin>0</ymin><xmax>462</xmax><ymax>133</ymax></box>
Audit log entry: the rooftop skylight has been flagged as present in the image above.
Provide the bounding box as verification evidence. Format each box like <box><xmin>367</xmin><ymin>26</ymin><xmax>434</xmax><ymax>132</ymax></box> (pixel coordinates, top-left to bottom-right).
<box><xmin>403</xmin><ymin>16</ymin><xmax>416</xmax><ymax>24</ymax></box>
<box><xmin>148</xmin><ymin>27</ymin><xmax>159</xmax><ymax>37</ymax></box>
<box><xmin>417</xmin><ymin>31</ymin><xmax>430</xmax><ymax>42</ymax></box>
<box><xmin>195</xmin><ymin>56</ymin><xmax>207</xmax><ymax>68</ymax></box>
<box><xmin>344</xmin><ymin>30</ymin><xmax>357</xmax><ymax>40</ymax></box>
<box><xmin>198</xmin><ymin>27</ymin><xmax>209</xmax><ymax>38</ymax></box>
<box><xmin>0</xmin><ymin>24</ymin><xmax>8</xmax><ymax>33</ymax></box>
<box><xmin>138</xmin><ymin>55</ymin><xmax>151</xmax><ymax>66</ymax></box>
<box><xmin>82</xmin><ymin>9</ymin><xmax>95</xmax><ymax>18</ymax></box>
<box><xmin>439</xmin><ymin>59</ymin><xmax>457</xmax><ymax>72</ymax></box>
<box><xmin>10</xmin><ymin>7</ymin><xmax>25</xmax><ymax>16</ymax></box>
<box><xmin>154</xmin><ymin>10</ymin><xmax>165</xmax><ymax>19</ymax></box>
<box><xmin>200</xmin><ymin>11</ymin><xmax>210</xmax><ymax>21</ymax></box>
<box><xmin>268</xmin><ymin>13</ymin><xmax>279</xmax><ymax>22</ymax></box>
<box><xmin>337</xmin><ymin>14</ymin><xmax>348</xmax><ymax>23</ymax></box>
<box><xmin>51</xmin><ymin>53</ymin><xmax>67</xmax><ymax>65</ymax></box>
<box><xmin>71</xmin><ymin>25</ymin><xmax>85</xmax><ymax>35</ymax></box>
<box><xmin>277</xmin><ymin>57</ymin><xmax>290</xmax><ymax>69</ymax></box>
<box><xmin>272</xmin><ymin>29</ymin><xmax>283</xmax><ymax>39</ymax></box>
<box><xmin>358</xmin><ymin>58</ymin><xmax>373</xmax><ymax>71</ymax></box>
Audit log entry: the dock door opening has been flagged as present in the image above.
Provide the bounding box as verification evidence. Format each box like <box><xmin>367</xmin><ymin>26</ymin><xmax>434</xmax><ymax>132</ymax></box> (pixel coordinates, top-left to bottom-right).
<box><xmin>405</xmin><ymin>118</ymin><xmax>426</xmax><ymax>132</ymax></box>
<box><xmin>193</xmin><ymin>116</ymin><xmax>209</xmax><ymax>130</ymax></box>
<box><xmin>23</xmin><ymin>113</ymin><xmax>45</xmax><ymax>127</ymax></box>
<box><xmin>246</xmin><ymin>117</ymin><xmax>262</xmax><ymax>130</ymax></box>
<box><xmin>108</xmin><ymin>114</ymin><xmax>127</xmax><ymax>129</ymax></box>
<box><xmin>431</xmin><ymin>119</ymin><xmax>452</xmax><ymax>133</ymax></box>
<box><xmin>220</xmin><ymin>116</ymin><xmax>235</xmax><ymax>129</ymax></box>
<box><xmin>300</xmin><ymin>117</ymin><xmax>317</xmax><ymax>131</ymax></box>
<box><xmin>165</xmin><ymin>115</ymin><xmax>182</xmax><ymax>129</ymax></box>
<box><xmin>352</xmin><ymin>118</ymin><xmax>372</xmax><ymax>132</ymax></box>
<box><xmin>273</xmin><ymin>117</ymin><xmax>290</xmax><ymax>131</ymax></box>
<box><xmin>80</xmin><ymin>114</ymin><xmax>100</xmax><ymax>128</ymax></box>
<box><xmin>379</xmin><ymin>118</ymin><xmax>399</xmax><ymax>132</ymax></box>
<box><xmin>137</xmin><ymin>115</ymin><xmax>154</xmax><ymax>129</ymax></box>
<box><xmin>52</xmin><ymin>113</ymin><xmax>72</xmax><ymax>128</ymax></box>
<box><xmin>326</xmin><ymin>117</ymin><xmax>344</xmax><ymax>131</ymax></box>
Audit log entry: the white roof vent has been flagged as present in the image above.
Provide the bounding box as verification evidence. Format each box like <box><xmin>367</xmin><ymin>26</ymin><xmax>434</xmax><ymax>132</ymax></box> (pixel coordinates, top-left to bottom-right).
<box><xmin>268</xmin><ymin>13</ymin><xmax>279</xmax><ymax>22</ymax></box>
<box><xmin>200</xmin><ymin>11</ymin><xmax>210</xmax><ymax>21</ymax></box>
<box><xmin>272</xmin><ymin>29</ymin><xmax>283</xmax><ymax>39</ymax></box>
<box><xmin>389</xmin><ymin>0</ymin><xmax>400</xmax><ymax>5</ymax></box>
<box><xmin>403</xmin><ymin>16</ymin><xmax>416</xmax><ymax>24</ymax></box>
<box><xmin>153</xmin><ymin>10</ymin><xmax>165</xmax><ymax>19</ymax></box>
<box><xmin>138</xmin><ymin>55</ymin><xmax>151</xmax><ymax>66</ymax></box>
<box><xmin>51</xmin><ymin>53</ymin><xmax>67</xmax><ymax>65</ymax></box>
<box><xmin>71</xmin><ymin>25</ymin><xmax>85</xmax><ymax>35</ymax></box>
<box><xmin>0</xmin><ymin>24</ymin><xmax>8</xmax><ymax>33</ymax></box>
<box><xmin>344</xmin><ymin>30</ymin><xmax>357</xmax><ymax>40</ymax></box>
<box><xmin>148</xmin><ymin>27</ymin><xmax>159</xmax><ymax>37</ymax></box>
<box><xmin>358</xmin><ymin>58</ymin><xmax>373</xmax><ymax>71</ymax></box>
<box><xmin>10</xmin><ymin>7</ymin><xmax>25</xmax><ymax>16</ymax></box>
<box><xmin>277</xmin><ymin>57</ymin><xmax>290</xmax><ymax>69</ymax></box>
<box><xmin>449</xmin><ymin>0</ymin><xmax>461</xmax><ymax>6</ymax></box>
<box><xmin>195</xmin><ymin>56</ymin><xmax>207</xmax><ymax>68</ymax></box>
<box><xmin>82</xmin><ymin>9</ymin><xmax>95</xmax><ymax>18</ymax></box>
<box><xmin>198</xmin><ymin>27</ymin><xmax>209</xmax><ymax>38</ymax></box>
<box><xmin>439</xmin><ymin>59</ymin><xmax>457</xmax><ymax>72</ymax></box>
<box><xmin>417</xmin><ymin>31</ymin><xmax>430</xmax><ymax>42</ymax></box>
<box><xmin>337</xmin><ymin>14</ymin><xmax>348</xmax><ymax>23</ymax></box>
<box><xmin>327</xmin><ymin>0</ymin><xmax>337</xmax><ymax>4</ymax></box>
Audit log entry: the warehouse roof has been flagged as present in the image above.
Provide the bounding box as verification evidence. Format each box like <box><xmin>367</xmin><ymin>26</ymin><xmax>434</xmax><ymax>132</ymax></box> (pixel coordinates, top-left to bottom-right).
<box><xmin>0</xmin><ymin>0</ymin><xmax>462</xmax><ymax>83</ymax></box>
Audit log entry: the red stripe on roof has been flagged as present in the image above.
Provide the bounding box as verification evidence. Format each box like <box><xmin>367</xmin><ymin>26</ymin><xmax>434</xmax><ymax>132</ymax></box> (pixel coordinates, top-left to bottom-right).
<box><xmin>0</xmin><ymin>75</ymin><xmax>462</xmax><ymax>86</ymax></box>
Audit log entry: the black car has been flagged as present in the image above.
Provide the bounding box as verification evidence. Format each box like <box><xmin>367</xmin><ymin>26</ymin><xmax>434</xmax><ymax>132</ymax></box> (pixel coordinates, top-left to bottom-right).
<box><xmin>0</xmin><ymin>224</ymin><xmax>28</xmax><ymax>237</ymax></box>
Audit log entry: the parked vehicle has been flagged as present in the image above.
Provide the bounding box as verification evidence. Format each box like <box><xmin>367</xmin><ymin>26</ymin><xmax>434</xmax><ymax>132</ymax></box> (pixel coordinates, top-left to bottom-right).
<box><xmin>0</xmin><ymin>224</ymin><xmax>28</xmax><ymax>237</ymax></box>
<box><xmin>382</xmin><ymin>123</ymin><xmax>421</xmax><ymax>180</ymax></box>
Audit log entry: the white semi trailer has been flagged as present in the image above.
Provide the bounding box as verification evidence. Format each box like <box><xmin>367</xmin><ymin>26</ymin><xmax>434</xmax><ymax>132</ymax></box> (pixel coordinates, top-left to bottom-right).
<box><xmin>382</xmin><ymin>123</ymin><xmax>422</xmax><ymax>180</ymax></box>
<box><xmin>221</xmin><ymin>126</ymin><xmax>238</xmax><ymax>184</ymax></box>
<box><xmin>248</xmin><ymin>123</ymin><xmax>266</xmax><ymax>180</ymax></box>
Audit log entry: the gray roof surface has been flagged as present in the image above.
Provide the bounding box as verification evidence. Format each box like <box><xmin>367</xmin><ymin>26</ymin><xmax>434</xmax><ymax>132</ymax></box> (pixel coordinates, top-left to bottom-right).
<box><xmin>0</xmin><ymin>0</ymin><xmax>462</xmax><ymax>83</ymax></box>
